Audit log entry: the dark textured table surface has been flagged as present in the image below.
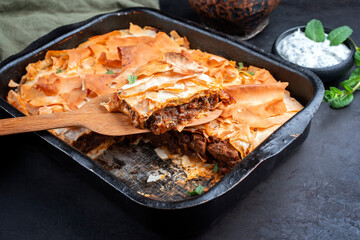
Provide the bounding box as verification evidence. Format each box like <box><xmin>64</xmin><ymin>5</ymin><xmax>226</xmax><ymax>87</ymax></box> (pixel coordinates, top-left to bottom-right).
<box><xmin>1</xmin><ymin>0</ymin><xmax>360</xmax><ymax>239</ymax></box>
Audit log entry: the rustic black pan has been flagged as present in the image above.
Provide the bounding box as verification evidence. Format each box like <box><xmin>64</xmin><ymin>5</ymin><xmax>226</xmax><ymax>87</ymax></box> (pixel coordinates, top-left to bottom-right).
<box><xmin>0</xmin><ymin>8</ymin><xmax>323</xmax><ymax>235</ymax></box>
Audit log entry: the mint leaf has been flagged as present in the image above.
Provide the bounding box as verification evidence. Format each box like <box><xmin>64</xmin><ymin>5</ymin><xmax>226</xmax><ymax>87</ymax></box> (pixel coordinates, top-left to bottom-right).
<box><xmin>327</xmin><ymin>26</ymin><xmax>353</xmax><ymax>46</ymax></box>
<box><xmin>323</xmin><ymin>88</ymin><xmax>337</xmax><ymax>102</ymax></box>
<box><xmin>355</xmin><ymin>51</ymin><xmax>360</xmax><ymax>66</ymax></box>
<box><xmin>323</xmin><ymin>86</ymin><xmax>355</xmax><ymax>108</ymax></box>
<box><xmin>187</xmin><ymin>184</ymin><xmax>205</xmax><ymax>196</ymax></box>
<box><xmin>340</xmin><ymin>76</ymin><xmax>360</xmax><ymax>89</ymax></box>
<box><xmin>127</xmin><ymin>75</ymin><xmax>138</xmax><ymax>84</ymax></box>
<box><xmin>330</xmin><ymin>93</ymin><xmax>353</xmax><ymax>108</ymax></box>
<box><xmin>305</xmin><ymin>19</ymin><xmax>325</xmax><ymax>42</ymax></box>
<box><xmin>105</xmin><ymin>69</ymin><xmax>114</xmax><ymax>74</ymax></box>
<box><xmin>346</xmin><ymin>68</ymin><xmax>360</xmax><ymax>88</ymax></box>
<box><xmin>350</xmin><ymin>68</ymin><xmax>360</xmax><ymax>79</ymax></box>
<box><xmin>343</xmin><ymin>83</ymin><xmax>354</xmax><ymax>93</ymax></box>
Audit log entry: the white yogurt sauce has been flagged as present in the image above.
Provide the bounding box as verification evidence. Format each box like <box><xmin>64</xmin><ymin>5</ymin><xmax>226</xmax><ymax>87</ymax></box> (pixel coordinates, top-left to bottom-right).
<box><xmin>277</xmin><ymin>29</ymin><xmax>351</xmax><ymax>68</ymax></box>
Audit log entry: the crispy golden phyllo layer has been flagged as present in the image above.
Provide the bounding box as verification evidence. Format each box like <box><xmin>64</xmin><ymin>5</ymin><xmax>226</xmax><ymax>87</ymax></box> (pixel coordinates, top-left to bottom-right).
<box><xmin>143</xmin><ymin>67</ymin><xmax>303</xmax><ymax>173</ymax></box>
<box><xmin>97</xmin><ymin>26</ymin><xmax>239</xmax><ymax>134</ymax></box>
<box><xmin>102</xmin><ymin>49</ymin><xmax>235</xmax><ymax>134</ymax></box>
<box><xmin>6</xmin><ymin>23</ymin><xmax>302</xmax><ymax>174</ymax></box>
<box><xmin>192</xmin><ymin>67</ymin><xmax>303</xmax><ymax>160</ymax></box>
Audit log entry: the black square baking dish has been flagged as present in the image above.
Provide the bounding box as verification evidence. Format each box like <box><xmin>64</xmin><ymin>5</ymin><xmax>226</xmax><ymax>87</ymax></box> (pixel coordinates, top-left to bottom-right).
<box><xmin>0</xmin><ymin>8</ymin><xmax>324</xmax><ymax>235</ymax></box>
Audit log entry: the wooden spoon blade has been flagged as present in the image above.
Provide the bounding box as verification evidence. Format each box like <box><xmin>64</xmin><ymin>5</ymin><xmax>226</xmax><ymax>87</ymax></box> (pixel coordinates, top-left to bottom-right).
<box><xmin>85</xmin><ymin>109</ymin><xmax>223</xmax><ymax>136</ymax></box>
<box><xmin>0</xmin><ymin>91</ymin><xmax>223</xmax><ymax>136</ymax></box>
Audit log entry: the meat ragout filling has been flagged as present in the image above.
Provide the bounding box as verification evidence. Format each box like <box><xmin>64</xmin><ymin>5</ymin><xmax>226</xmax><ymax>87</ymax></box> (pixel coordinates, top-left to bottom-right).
<box><xmin>144</xmin><ymin>131</ymin><xmax>242</xmax><ymax>174</ymax></box>
<box><xmin>109</xmin><ymin>90</ymin><xmax>234</xmax><ymax>135</ymax></box>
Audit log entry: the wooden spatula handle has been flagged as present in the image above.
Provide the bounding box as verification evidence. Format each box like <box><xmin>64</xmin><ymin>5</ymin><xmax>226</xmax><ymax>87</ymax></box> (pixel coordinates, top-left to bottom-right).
<box><xmin>0</xmin><ymin>112</ymin><xmax>80</xmax><ymax>135</ymax></box>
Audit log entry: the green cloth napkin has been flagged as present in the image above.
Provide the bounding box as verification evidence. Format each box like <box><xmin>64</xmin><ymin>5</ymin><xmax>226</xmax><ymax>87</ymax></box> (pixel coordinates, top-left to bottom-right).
<box><xmin>0</xmin><ymin>0</ymin><xmax>159</xmax><ymax>61</ymax></box>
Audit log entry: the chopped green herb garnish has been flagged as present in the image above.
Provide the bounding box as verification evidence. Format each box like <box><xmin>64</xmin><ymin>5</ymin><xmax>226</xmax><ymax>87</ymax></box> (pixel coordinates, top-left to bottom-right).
<box><xmin>56</xmin><ymin>69</ymin><xmax>62</xmax><ymax>73</ymax></box>
<box><xmin>237</xmin><ymin>62</ymin><xmax>244</xmax><ymax>71</ymax></box>
<box><xmin>213</xmin><ymin>163</ymin><xmax>219</xmax><ymax>173</ymax></box>
<box><xmin>247</xmin><ymin>71</ymin><xmax>255</xmax><ymax>76</ymax></box>
<box><xmin>105</xmin><ymin>69</ymin><xmax>114</xmax><ymax>74</ymax></box>
<box><xmin>187</xmin><ymin>184</ymin><xmax>205</xmax><ymax>196</ymax></box>
<box><xmin>127</xmin><ymin>74</ymin><xmax>138</xmax><ymax>84</ymax></box>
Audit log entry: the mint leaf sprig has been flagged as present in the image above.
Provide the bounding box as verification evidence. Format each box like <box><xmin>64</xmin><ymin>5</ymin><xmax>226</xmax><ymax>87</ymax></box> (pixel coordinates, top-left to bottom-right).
<box><xmin>305</xmin><ymin>19</ymin><xmax>360</xmax><ymax>67</ymax></box>
<box><xmin>324</xmin><ymin>45</ymin><xmax>360</xmax><ymax>108</ymax></box>
<box><xmin>349</xmin><ymin>39</ymin><xmax>360</xmax><ymax>66</ymax></box>
<box><xmin>355</xmin><ymin>51</ymin><xmax>360</xmax><ymax>66</ymax></box>
<box><xmin>323</xmin><ymin>69</ymin><xmax>360</xmax><ymax>108</ymax></box>
<box><xmin>304</xmin><ymin>19</ymin><xmax>360</xmax><ymax>108</ymax></box>
<box><xmin>323</xmin><ymin>87</ymin><xmax>354</xmax><ymax>109</ymax></box>
<box><xmin>304</xmin><ymin>19</ymin><xmax>353</xmax><ymax>46</ymax></box>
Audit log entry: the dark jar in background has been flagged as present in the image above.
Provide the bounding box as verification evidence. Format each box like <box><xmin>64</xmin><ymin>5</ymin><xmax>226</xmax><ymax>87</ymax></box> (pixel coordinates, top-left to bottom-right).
<box><xmin>188</xmin><ymin>0</ymin><xmax>280</xmax><ymax>40</ymax></box>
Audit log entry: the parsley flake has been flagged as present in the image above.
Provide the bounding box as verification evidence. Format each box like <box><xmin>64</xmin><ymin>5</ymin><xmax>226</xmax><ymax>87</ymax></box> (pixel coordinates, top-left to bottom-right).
<box><xmin>237</xmin><ymin>62</ymin><xmax>244</xmax><ymax>71</ymax></box>
<box><xmin>213</xmin><ymin>163</ymin><xmax>219</xmax><ymax>173</ymax></box>
<box><xmin>127</xmin><ymin>75</ymin><xmax>138</xmax><ymax>84</ymax></box>
<box><xmin>187</xmin><ymin>184</ymin><xmax>205</xmax><ymax>196</ymax></box>
<box><xmin>56</xmin><ymin>69</ymin><xmax>62</xmax><ymax>74</ymax></box>
<box><xmin>105</xmin><ymin>69</ymin><xmax>114</xmax><ymax>74</ymax></box>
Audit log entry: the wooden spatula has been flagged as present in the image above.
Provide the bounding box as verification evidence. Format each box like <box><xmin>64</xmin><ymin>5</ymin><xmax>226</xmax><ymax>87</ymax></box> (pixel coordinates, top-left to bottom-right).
<box><xmin>0</xmin><ymin>93</ymin><xmax>222</xmax><ymax>136</ymax></box>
